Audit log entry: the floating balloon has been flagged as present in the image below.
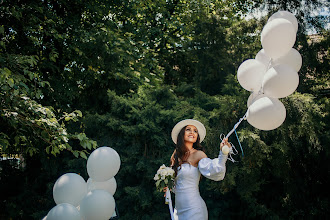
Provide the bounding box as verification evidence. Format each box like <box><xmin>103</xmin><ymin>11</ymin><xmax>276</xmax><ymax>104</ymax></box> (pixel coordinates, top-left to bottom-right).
<box><xmin>255</xmin><ymin>48</ymin><xmax>302</xmax><ymax>72</ymax></box>
<box><xmin>273</xmin><ymin>48</ymin><xmax>302</xmax><ymax>72</ymax></box>
<box><xmin>87</xmin><ymin>177</ymin><xmax>117</xmax><ymax>195</ymax></box>
<box><xmin>255</xmin><ymin>49</ymin><xmax>271</xmax><ymax>68</ymax></box>
<box><xmin>262</xmin><ymin>64</ymin><xmax>299</xmax><ymax>98</ymax></box>
<box><xmin>80</xmin><ymin>189</ymin><xmax>116</xmax><ymax>220</ymax></box>
<box><xmin>53</xmin><ymin>173</ymin><xmax>87</xmax><ymax>206</ymax></box>
<box><xmin>237</xmin><ymin>59</ymin><xmax>266</xmax><ymax>92</ymax></box>
<box><xmin>261</xmin><ymin>18</ymin><xmax>296</xmax><ymax>59</ymax></box>
<box><xmin>247</xmin><ymin>97</ymin><xmax>286</xmax><ymax>131</ymax></box>
<box><xmin>87</xmin><ymin>147</ymin><xmax>121</xmax><ymax>182</ymax></box>
<box><xmin>247</xmin><ymin>92</ymin><xmax>267</xmax><ymax>107</ymax></box>
<box><xmin>47</xmin><ymin>203</ymin><xmax>81</xmax><ymax>220</ymax></box>
<box><xmin>268</xmin><ymin>10</ymin><xmax>298</xmax><ymax>33</ymax></box>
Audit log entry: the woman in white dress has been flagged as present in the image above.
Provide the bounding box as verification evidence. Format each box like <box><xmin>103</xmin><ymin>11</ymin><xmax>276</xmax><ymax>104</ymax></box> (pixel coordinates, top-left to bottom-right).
<box><xmin>170</xmin><ymin>119</ymin><xmax>231</xmax><ymax>220</ymax></box>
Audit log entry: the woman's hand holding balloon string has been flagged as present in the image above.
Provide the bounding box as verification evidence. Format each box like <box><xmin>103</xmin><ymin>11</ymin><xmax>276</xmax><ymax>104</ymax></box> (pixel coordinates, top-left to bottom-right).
<box><xmin>220</xmin><ymin>138</ymin><xmax>231</xmax><ymax>151</ymax></box>
<box><xmin>220</xmin><ymin>134</ymin><xmax>240</xmax><ymax>162</ymax></box>
<box><xmin>220</xmin><ymin>137</ymin><xmax>232</xmax><ymax>155</ymax></box>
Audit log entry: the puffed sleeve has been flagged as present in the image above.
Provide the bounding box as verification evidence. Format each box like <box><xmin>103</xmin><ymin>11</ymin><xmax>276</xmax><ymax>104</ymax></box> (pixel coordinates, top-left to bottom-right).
<box><xmin>198</xmin><ymin>151</ymin><xmax>228</xmax><ymax>181</ymax></box>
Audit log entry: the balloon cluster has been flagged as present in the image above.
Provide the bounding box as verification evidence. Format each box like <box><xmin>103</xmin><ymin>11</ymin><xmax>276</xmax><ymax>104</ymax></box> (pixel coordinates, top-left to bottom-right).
<box><xmin>237</xmin><ymin>11</ymin><xmax>302</xmax><ymax>131</ymax></box>
<box><xmin>44</xmin><ymin>147</ymin><xmax>121</xmax><ymax>220</ymax></box>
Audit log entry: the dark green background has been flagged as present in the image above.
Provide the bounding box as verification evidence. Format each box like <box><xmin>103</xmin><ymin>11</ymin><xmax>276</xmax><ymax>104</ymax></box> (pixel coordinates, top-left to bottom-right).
<box><xmin>1</xmin><ymin>0</ymin><xmax>329</xmax><ymax>219</ymax></box>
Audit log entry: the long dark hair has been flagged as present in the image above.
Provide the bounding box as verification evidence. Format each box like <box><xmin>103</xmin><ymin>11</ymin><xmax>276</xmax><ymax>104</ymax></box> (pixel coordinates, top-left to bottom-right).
<box><xmin>171</xmin><ymin>126</ymin><xmax>205</xmax><ymax>177</ymax></box>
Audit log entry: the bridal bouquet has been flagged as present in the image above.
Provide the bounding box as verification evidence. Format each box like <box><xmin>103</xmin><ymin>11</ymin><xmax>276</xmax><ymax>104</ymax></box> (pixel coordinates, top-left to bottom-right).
<box><xmin>154</xmin><ymin>164</ymin><xmax>175</xmax><ymax>192</ymax></box>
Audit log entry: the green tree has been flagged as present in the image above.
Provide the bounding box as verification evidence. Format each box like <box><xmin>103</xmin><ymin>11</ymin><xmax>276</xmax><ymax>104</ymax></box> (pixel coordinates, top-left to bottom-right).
<box><xmin>0</xmin><ymin>0</ymin><xmax>329</xmax><ymax>219</ymax></box>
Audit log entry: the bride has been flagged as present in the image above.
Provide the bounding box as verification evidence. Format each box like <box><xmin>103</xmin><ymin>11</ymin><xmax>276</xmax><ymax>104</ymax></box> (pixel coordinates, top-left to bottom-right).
<box><xmin>170</xmin><ymin>119</ymin><xmax>231</xmax><ymax>220</ymax></box>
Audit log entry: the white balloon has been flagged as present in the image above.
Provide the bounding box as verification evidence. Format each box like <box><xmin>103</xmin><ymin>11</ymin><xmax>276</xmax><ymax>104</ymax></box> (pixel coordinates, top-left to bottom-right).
<box><xmin>255</xmin><ymin>48</ymin><xmax>302</xmax><ymax>72</ymax></box>
<box><xmin>255</xmin><ymin>49</ymin><xmax>271</xmax><ymax>68</ymax></box>
<box><xmin>247</xmin><ymin>92</ymin><xmax>267</xmax><ymax>107</ymax></box>
<box><xmin>247</xmin><ymin>97</ymin><xmax>286</xmax><ymax>131</ymax></box>
<box><xmin>273</xmin><ymin>48</ymin><xmax>302</xmax><ymax>72</ymax></box>
<box><xmin>53</xmin><ymin>173</ymin><xmax>87</xmax><ymax>206</ymax></box>
<box><xmin>80</xmin><ymin>190</ymin><xmax>116</xmax><ymax>220</ymax></box>
<box><xmin>87</xmin><ymin>177</ymin><xmax>117</xmax><ymax>195</ymax></box>
<box><xmin>237</xmin><ymin>59</ymin><xmax>266</xmax><ymax>92</ymax></box>
<box><xmin>47</xmin><ymin>203</ymin><xmax>81</xmax><ymax>220</ymax></box>
<box><xmin>268</xmin><ymin>10</ymin><xmax>298</xmax><ymax>33</ymax></box>
<box><xmin>262</xmin><ymin>64</ymin><xmax>299</xmax><ymax>98</ymax></box>
<box><xmin>261</xmin><ymin>18</ymin><xmax>296</xmax><ymax>59</ymax></box>
<box><xmin>87</xmin><ymin>146</ymin><xmax>121</xmax><ymax>181</ymax></box>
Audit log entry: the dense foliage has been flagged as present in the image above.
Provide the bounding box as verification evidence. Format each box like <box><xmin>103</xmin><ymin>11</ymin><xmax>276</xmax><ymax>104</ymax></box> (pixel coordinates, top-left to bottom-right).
<box><xmin>1</xmin><ymin>0</ymin><xmax>329</xmax><ymax>219</ymax></box>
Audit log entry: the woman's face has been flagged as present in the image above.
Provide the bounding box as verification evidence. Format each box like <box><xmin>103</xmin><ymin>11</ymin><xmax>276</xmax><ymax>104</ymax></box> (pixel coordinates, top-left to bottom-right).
<box><xmin>184</xmin><ymin>125</ymin><xmax>198</xmax><ymax>144</ymax></box>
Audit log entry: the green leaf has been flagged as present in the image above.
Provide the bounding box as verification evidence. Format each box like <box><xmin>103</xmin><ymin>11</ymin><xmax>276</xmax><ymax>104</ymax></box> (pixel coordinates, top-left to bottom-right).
<box><xmin>74</xmin><ymin>110</ymin><xmax>82</xmax><ymax>117</ymax></box>
<box><xmin>8</xmin><ymin>78</ymin><xmax>14</xmax><ymax>87</ymax></box>
<box><xmin>73</xmin><ymin>151</ymin><xmax>79</xmax><ymax>158</ymax></box>
<box><xmin>77</xmin><ymin>133</ymin><xmax>85</xmax><ymax>141</ymax></box>
<box><xmin>80</xmin><ymin>151</ymin><xmax>87</xmax><ymax>159</ymax></box>
<box><xmin>65</xmin><ymin>144</ymin><xmax>72</xmax><ymax>151</ymax></box>
<box><xmin>80</xmin><ymin>140</ymin><xmax>87</xmax><ymax>149</ymax></box>
<box><xmin>86</xmin><ymin>141</ymin><xmax>92</xmax><ymax>150</ymax></box>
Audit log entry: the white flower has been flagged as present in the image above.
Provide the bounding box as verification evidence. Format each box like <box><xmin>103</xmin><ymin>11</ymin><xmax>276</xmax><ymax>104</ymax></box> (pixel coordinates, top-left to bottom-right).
<box><xmin>159</xmin><ymin>169</ymin><xmax>167</xmax><ymax>177</ymax></box>
<box><xmin>165</xmin><ymin>167</ymin><xmax>175</xmax><ymax>175</ymax></box>
<box><xmin>157</xmin><ymin>165</ymin><xmax>166</xmax><ymax>174</ymax></box>
<box><xmin>154</xmin><ymin>174</ymin><xmax>159</xmax><ymax>181</ymax></box>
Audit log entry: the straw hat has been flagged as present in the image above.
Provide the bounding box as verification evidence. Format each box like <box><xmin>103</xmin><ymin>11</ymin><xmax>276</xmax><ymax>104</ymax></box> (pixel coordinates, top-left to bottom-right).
<box><xmin>171</xmin><ymin>119</ymin><xmax>206</xmax><ymax>144</ymax></box>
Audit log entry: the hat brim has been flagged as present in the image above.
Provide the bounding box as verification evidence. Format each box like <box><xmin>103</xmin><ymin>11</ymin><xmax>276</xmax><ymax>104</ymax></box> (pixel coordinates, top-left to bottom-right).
<box><xmin>171</xmin><ymin>119</ymin><xmax>206</xmax><ymax>144</ymax></box>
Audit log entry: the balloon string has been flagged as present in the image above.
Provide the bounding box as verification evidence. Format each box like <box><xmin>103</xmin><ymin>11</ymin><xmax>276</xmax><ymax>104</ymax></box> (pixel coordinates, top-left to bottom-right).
<box><xmin>234</xmin><ymin>129</ymin><xmax>244</xmax><ymax>157</ymax></box>
<box><xmin>225</xmin><ymin>87</ymin><xmax>265</xmax><ymax>140</ymax></box>
<box><xmin>225</xmin><ymin>110</ymin><xmax>248</xmax><ymax>139</ymax></box>
<box><xmin>220</xmin><ymin>134</ymin><xmax>238</xmax><ymax>163</ymax></box>
<box><xmin>223</xmin><ymin>87</ymin><xmax>265</xmax><ymax>157</ymax></box>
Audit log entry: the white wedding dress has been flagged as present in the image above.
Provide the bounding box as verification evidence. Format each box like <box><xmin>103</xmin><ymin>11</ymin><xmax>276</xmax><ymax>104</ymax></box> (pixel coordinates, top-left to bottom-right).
<box><xmin>173</xmin><ymin>152</ymin><xmax>228</xmax><ymax>220</ymax></box>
